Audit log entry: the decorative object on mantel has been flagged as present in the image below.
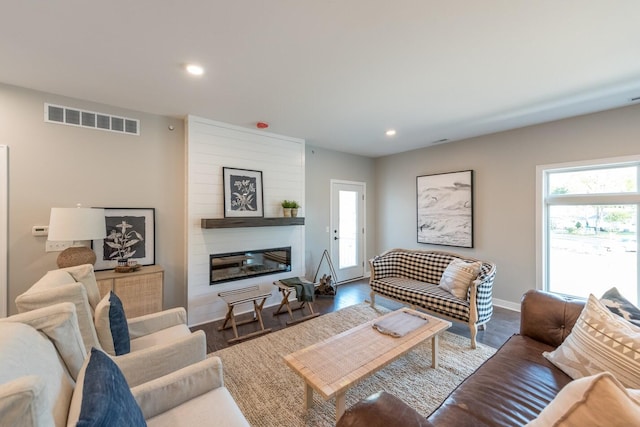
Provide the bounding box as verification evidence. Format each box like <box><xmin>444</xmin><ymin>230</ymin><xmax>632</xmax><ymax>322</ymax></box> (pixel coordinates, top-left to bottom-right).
<box><xmin>48</xmin><ymin>205</ymin><xmax>106</xmax><ymax>268</ymax></box>
<box><xmin>223</xmin><ymin>167</ymin><xmax>264</xmax><ymax>218</ymax></box>
<box><xmin>281</xmin><ymin>200</ymin><xmax>300</xmax><ymax>217</ymax></box>
<box><xmin>91</xmin><ymin>208</ymin><xmax>156</xmax><ymax>271</ymax></box>
<box><xmin>417</xmin><ymin>170</ymin><xmax>474</xmax><ymax>248</ymax></box>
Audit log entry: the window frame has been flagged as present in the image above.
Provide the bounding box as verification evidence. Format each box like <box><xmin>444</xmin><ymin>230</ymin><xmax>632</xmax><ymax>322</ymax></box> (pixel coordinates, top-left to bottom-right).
<box><xmin>536</xmin><ymin>155</ymin><xmax>640</xmax><ymax>302</ymax></box>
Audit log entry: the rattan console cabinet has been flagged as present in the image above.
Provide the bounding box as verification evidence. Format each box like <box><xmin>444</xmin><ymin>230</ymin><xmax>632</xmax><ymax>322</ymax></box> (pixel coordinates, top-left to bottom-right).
<box><xmin>95</xmin><ymin>265</ymin><xmax>164</xmax><ymax>318</ymax></box>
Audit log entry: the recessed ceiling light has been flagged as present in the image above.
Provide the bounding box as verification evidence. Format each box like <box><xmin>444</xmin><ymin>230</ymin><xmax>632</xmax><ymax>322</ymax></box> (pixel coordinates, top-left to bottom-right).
<box><xmin>185</xmin><ymin>64</ymin><xmax>204</xmax><ymax>76</ymax></box>
<box><xmin>385</xmin><ymin>129</ymin><xmax>396</xmax><ymax>136</ymax></box>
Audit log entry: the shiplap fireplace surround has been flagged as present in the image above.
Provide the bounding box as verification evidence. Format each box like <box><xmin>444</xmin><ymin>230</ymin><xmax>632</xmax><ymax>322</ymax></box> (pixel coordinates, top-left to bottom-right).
<box><xmin>186</xmin><ymin>116</ymin><xmax>305</xmax><ymax>326</ymax></box>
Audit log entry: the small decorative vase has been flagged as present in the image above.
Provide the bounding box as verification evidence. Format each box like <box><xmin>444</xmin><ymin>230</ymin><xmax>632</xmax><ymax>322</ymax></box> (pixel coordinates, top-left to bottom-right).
<box><xmin>291</xmin><ymin>208</ymin><xmax>298</xmax><ymax>217</ymax></box>
<box><xmin>283</xmin><ymin>208</ymin><xmax>292</xmax><ymax>217</ymax></box>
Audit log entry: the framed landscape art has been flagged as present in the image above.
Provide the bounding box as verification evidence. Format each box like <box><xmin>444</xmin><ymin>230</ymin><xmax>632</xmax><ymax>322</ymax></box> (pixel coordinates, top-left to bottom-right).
<box><xmin>416</xmin><ymin>170</ymin><xmax>473</xmax><ymax>248</ymax></box>
<box><xmin>223</xmin><ymin>167</ymin><xmax>264</xmax><ymax>218</ymax></box>
<box><xmin>92</xmin><ymin>208</ymin><xmax>156</xmax><ymax>270</ymax></box>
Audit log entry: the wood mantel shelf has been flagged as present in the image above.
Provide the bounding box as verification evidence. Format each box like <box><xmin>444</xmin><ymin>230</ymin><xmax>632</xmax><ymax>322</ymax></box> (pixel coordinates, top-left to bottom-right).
<box><xmin>201</xmin><ymin>217</ymin><xmax>305</xmax><ymax>229</ymax></box>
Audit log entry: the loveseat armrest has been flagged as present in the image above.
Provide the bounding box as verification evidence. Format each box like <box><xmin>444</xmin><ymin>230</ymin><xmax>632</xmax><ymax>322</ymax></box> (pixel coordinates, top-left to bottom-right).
<box><xmin>337</xmin><ymin>391</ymin><xmax>434</xmax><ymax>427</ymax></box>
<box><xmin>128</xmin><ymin>307</ymin><xmax>187</xmax><ymax>339</ymax></box>
<box><xmin>520</xmin><ymin>290</ymin><xmax>585</xmax><ymax>348</ymax></box>
<box><xmin>131</xmin><ymin>356</ymin><xmax>224</xmax><ymax>420</ymax></box>
<box><xmin>115</xmin><ymin>330</ymin><xmax>207</xmax><ymax>387</ymax></box>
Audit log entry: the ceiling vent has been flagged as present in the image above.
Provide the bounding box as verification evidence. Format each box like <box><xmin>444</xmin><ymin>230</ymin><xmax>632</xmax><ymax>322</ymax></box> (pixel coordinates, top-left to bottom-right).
<box><xmin>44</xmin><ymin>103</ymin><xmax>140</xmax><ymax>135</ymax></box>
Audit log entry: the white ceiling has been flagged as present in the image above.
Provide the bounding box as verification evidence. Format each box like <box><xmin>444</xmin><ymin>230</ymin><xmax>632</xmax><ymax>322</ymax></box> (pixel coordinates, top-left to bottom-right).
<box><xmin>2</xmin><ymin>1</ymin><xmax>640</xmax><ymax>157</ymax></box>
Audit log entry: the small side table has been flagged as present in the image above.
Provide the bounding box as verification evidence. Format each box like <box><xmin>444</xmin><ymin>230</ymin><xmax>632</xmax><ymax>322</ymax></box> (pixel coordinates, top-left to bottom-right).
<box><xmin>218</xmin><ymin>285</ymin><xmax>273</xmax><ymax>343</ymax></box>
<box><xmin>273</xmin><ymin>278</ymin><xmax>321</xmax><ymax>325</ymax></box>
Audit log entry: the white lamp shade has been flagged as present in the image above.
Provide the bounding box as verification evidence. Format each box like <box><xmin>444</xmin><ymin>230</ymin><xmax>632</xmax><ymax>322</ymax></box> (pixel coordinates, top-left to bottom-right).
<box><xmin>48</xmin><ymin>207</ymin><xmax>106</xmax><ymax>241</ymax></box>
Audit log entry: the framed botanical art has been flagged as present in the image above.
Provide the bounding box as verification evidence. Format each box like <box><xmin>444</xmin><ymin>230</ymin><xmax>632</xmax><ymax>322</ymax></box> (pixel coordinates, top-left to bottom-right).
<box><xmin>223</xmin><ymin>167</ymin><xmax>264</xmax><ymax>217</ymax></box>
<box><xmin>416</xmin><ymin>170</ymin><xmax>473</xmax><ymax>248</ymax></box>
<box><xmin>92</xmin><ymin>208</ymin><xmax>156</xmax><ymax>270</ymax></box>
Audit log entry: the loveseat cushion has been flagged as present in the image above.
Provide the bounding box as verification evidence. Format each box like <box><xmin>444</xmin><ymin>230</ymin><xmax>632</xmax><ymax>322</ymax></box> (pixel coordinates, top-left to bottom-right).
<box><xmin>370</xmin><ymin>277</ymin><xmax>470</xmax><ymax>322</ymax></box>
<box><xmin>68</xmin><ymin>348</ymin><xmax>146</xmax><ymax>426</ymax></box>
<box><xmin>439</xmin><ymin>259</ymin><xmax>481</xmax><ymax>299</ymax></box>
<box><xmin>130</xmin><ymin>324</ymin><xmax>191</xmax><ymax>353</ymax></box>
<box><xmin>427</xmin><ymin>334</ymin><xmax>573</xmax><ymax>427</ymax></box>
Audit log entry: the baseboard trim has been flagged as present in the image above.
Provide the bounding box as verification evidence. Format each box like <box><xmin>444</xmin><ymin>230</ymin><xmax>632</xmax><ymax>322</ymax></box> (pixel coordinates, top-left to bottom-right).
<box><xmin>493</xmin><ymin>298</ymin><xmax>520</xmax><ymax>312</ymax></box>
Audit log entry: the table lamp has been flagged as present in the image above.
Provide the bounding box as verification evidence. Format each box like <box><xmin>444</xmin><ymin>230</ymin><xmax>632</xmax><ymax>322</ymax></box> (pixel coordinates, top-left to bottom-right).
<box><xmin>48</xmin><ymin>206</ymin><xmax>106</xmax><ymax>268</ymax></box>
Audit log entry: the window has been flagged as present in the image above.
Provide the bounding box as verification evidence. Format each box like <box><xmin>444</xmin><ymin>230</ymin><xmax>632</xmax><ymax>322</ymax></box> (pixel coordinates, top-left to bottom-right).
<box><xmin>537</xmin><ymin>156</ymin><xmax>640</xmax><ymax>304</ymax></box>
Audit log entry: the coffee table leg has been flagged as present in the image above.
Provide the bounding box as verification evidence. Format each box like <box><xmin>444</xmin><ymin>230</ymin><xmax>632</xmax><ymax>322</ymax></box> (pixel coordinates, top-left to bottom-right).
<box><xmin>304</xmin><ymin>382</ymin><xmax>314</xmax><ymax>410</ymax></box>
<box><xmin>335</xmin><ymin>391</ymin><xmax>346</xmax><ymax>421</ymax></box>
<box><xmin>432</xmin><ymin>334</ymin><xmax>439</xmax><ymax>368</ymax></box>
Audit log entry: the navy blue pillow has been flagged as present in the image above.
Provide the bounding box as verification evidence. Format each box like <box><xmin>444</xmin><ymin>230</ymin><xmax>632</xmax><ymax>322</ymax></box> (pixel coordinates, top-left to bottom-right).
<box><xmin>77</xmin><ymin>348</ymin><xmax>146</xmax><ymax>427</ymax></box>
<box><xmin>108</xmin><ymin>292</ymin><xmax>130</xmax><ymax>355</ymax></box>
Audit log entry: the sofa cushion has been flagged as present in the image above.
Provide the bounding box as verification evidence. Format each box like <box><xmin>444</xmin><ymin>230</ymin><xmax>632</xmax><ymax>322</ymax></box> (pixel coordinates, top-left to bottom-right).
<box><xmin>0</xmin><ymin>322</ymin><xmax>74</xmax><ymax>427</ymax></box>
<box><xmin>439</xmin><ymin>259</ymin><xmax>481</xmax><ymax>299</ymax></box>
<box><xmin>130</xmin><ymin>324</ymin><xmax>191</xmax><ymax>353</ymax></box>
<box><xmin>94</xmin><ymin>292</ymin><xmax>131</xmax><ymax>356</ymax></box>
<box><xmin>146</xmin><ymin>387</ymin><xmax>249</xmax><ymax>427</ymax></box>
<box><xmin>59</xmin><ymin>264</ymin><xmax>102</xmax><ymax>312</ymax></box>
<box><xmin>0</xmin><ymin>376</ymin><xmax>41</xmax><ymax>427</ymax></box>
<box><xmin>370</xmin><ymin>278</ymin><xmax>470</xmax><ymax>322</ymax></box>
<box><xmin>544</xmin><ymin>294</ymin><xmax>640</xmax><ymax>388</ymax></box>
<box><xmin>600</xmin><ymin>287</ymin><xmax>640</xmax><ymax>327</ymax></box>
<box><xmin>68</xmin><ymin>348</ymin><xmax>146</xmax><ymax>427</ymax></box>
<box><xmin>427</xmin><ymin>334</ymin><xmax>573</xmax><ymax>427</ymax></box>
<box><xmin>526</xmin><ymin>372</ymin><xmax>640</xmax><ymax>426</ymax></box>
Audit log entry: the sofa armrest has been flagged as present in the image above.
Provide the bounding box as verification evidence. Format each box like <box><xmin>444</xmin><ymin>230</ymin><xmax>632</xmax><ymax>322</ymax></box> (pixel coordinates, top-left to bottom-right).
<box><xmin>114</xmin><ymin>330</ymin><xmax>207</xmax><ymax>387</ymax></box>
<box><xmin>127</xmin><ymin>307</ymin><xmax>187</xmax><ymax>339</ymax></box>
<box><xmin>520</xmin><ymin>290</ymin><xmax>585</xmax><ymax>348</ymax></box>
<box><xmin>131</xmin><ymin>356</ymin><xmax>224</xmax><ymax>420</ymax></box>
<box><xmin>337</xmin><ymin>391</ymin><xmax>434</xmax><ymax>427</ymax></box>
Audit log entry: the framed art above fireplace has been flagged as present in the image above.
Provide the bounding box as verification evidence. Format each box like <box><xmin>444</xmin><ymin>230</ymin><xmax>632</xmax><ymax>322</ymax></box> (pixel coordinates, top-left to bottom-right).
<box><xmin>223</xmin><ymin>167</ymin><xmax>264</xmax><ymax>218</ymax></box>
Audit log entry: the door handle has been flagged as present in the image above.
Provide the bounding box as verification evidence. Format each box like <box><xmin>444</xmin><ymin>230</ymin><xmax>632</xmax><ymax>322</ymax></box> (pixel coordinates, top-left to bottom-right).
<box><xmin>334</xmin><ymin>237</ymin><xmax>339</xmax><ymax>240</ymax></box>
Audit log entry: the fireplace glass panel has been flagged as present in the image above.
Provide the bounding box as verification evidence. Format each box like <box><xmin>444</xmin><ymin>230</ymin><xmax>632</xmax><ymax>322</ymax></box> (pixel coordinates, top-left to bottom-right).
<box><xmin>210</xmin><ymin>247</ymin><xmax>291</xmax><ymax>285</ymax></box>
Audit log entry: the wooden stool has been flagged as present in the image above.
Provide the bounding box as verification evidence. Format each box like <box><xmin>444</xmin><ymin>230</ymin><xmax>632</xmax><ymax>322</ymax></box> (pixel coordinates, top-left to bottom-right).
<box><xmin>218</xmin><ymin>285</ymin><xmax>273</xmax><ymax>343</ymax></box>
<box><xmin>273</xmin><ymin>279</ymin><xmax>321</xmax><ymax>325</ymax></box>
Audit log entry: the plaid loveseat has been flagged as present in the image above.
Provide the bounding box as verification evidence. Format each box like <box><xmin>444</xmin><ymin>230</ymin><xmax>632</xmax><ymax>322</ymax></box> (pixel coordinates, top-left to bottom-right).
<box><xmin>369</xmin><ymin>248</ymin><xmax>497</xmax><ymax>348</ymax></box>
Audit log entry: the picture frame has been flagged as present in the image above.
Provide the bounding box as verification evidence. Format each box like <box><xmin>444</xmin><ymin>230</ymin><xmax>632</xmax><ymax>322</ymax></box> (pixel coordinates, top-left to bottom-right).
<box><xmin>92</xmin><ymin>208</ymin><xmax>156</xmax><ymax>271</ymax></box>
<box><xmin>223</xmin><ymin>167</ymin><xmax>264</xmax><ymax>218</ymax></box>
<box><xmin>417</xmin><ymin>170</ymin><xmax>473</xmax><ymax>248</ymax></box>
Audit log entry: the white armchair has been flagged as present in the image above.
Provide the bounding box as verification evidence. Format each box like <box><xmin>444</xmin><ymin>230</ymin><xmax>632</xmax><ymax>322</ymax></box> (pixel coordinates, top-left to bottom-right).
<box><xmin>15</xmin><ymin>264</ymin><xmax>202</xmax><ymax>367</ymax></box>
<box><xmin>0</xmin><ymin>303</ymin><xmax>249</xmax><ymax>427</ymax></box>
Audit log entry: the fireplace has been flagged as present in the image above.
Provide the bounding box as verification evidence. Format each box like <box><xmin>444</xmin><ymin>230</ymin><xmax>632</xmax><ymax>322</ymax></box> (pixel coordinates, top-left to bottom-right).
<box><xmin>210</xmin><ymin>246</ymin><xmax>292</xmax><ymax>285</ymax></box>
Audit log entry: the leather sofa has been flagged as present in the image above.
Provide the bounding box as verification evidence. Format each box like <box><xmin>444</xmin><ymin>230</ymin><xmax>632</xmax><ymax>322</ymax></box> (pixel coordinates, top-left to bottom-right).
<box><xmin>337</xmin><ymin>290</ymin><xmax>585</xmax><ymax>427</ymax></box>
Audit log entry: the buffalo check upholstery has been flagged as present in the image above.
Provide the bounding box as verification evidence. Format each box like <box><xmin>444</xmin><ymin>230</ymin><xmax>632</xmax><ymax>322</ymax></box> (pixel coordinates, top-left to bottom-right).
<box><xmin>369</xmin><ymin>249</ymin><xmax>497</xmax><ymax>348</ymax></box>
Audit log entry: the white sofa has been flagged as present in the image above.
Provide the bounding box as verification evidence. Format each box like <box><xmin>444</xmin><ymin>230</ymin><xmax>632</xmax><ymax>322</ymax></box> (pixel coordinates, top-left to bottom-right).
<box><xmin>15</xmin><ymin>264</ymin><xmax>199</xmax><ymax>359</ymax></box>
<box><xmin>0</xmin><ymin>303</ymin><xmax>250</xmax><ymax>426</ymax></box>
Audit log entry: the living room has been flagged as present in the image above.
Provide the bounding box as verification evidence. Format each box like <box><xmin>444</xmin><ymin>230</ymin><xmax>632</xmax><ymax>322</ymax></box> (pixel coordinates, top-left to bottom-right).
<box><xmin>2</xmin><ymin>2</ymin><xmax>640</xmax><ymax>425</ymax></box>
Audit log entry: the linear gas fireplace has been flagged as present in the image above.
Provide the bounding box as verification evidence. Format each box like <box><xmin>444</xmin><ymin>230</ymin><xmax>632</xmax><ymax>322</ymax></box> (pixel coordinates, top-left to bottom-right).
<box><xmin>210</xmin><ymin>246</ymin><xmax>291</xmax><ymax>285</ymax></box>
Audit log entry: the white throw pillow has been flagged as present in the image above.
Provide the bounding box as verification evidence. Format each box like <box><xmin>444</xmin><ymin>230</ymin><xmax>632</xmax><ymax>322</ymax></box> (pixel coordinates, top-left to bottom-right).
<box><xmin>439</xmin><ymin>259</ymin><xmax>482</xmax><ymax>299</ymax></box>
<box><xmin>544</xmin><ymin>294</ymin><xmax>640</xmax><ymax>388</ymax></box>
<box><xmin>526</xmin><ymin>372</ymin><xmax>640</xmax><ymax>426</ymax></box>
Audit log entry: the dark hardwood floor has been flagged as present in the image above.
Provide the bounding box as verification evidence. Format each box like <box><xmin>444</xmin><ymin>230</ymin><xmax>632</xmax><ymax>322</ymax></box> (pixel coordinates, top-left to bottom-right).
<box><xmin>191</xmin><ymin>278</ymin><xmax>521</xmax><ymax>353</ymax></box>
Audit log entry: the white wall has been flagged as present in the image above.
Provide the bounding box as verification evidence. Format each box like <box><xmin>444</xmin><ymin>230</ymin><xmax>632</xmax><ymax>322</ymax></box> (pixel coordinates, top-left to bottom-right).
<box><xmin>304</xmin><ymin>145</ymin><xmax>376</xmax><ymax>279</ymax></box>
<box><xmin>186</xmin><ymin>116</ymin><xmax>305</xmax><ymax>325</ymax></box>
<box><xmin>375</xmin><ymin>104</ymin><xmax>640</xmax><ymax>306</ymax></box>
<box><xmin>0</xmin><ymin>83</ymin><xmax>186</xmax><ymax>314</ymax></box>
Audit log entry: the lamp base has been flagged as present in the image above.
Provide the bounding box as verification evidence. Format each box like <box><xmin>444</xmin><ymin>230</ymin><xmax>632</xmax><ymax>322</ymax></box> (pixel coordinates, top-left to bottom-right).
<box><xmin>56</xmin><ymin>246</ymin><xmax>97</xmax><ymax>268</ymax></box>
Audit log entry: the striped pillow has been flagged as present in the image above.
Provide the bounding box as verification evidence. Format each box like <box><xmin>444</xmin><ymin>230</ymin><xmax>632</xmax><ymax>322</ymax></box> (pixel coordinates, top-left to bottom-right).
<box><xmin>543</xmin><ymin>294</ymin><xmax>640</xmax><ymax>388</ymax></box>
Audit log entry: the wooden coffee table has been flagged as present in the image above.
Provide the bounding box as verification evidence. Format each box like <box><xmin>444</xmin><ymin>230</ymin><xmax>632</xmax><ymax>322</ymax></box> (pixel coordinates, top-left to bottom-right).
<box><xmin>284</xmin><ymin>307</ymin><xmax>451</xmax><ymax>421</ymax></box>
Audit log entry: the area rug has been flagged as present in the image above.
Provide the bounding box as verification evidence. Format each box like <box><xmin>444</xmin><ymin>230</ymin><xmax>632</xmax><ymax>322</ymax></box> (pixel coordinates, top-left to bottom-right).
<box><xmin>212</xmin><ymin>303</ymin><xmax>495</xmax><ymax>426</ymax></box>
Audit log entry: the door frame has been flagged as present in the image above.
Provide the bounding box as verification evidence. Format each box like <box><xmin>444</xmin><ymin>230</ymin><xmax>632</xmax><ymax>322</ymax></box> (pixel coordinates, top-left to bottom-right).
<box><xmin>0</xmin><ymin>146</ymin><xmax>7</xmax><ymax>317</ymax></box>
<box><xmin>330</xmin><ymin>179</ymin><xmax>366</xmax><ymax>283</ymax></box>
